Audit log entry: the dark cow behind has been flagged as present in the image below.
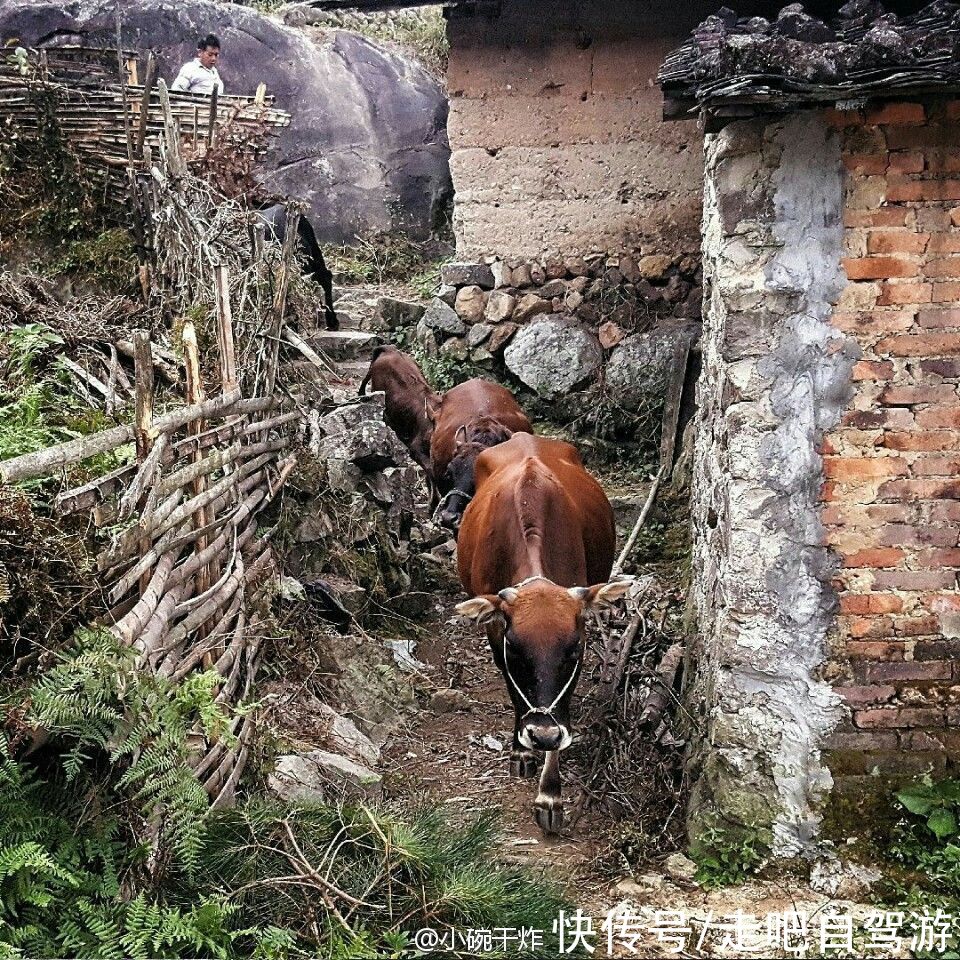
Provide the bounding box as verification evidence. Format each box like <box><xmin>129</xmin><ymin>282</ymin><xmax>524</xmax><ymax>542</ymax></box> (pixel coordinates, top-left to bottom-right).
<box><xmin>455</xmin><ymin>432</ymin><xmax>630</xmax><ymax>833</ymax></box>
<box><xmin>359</xmin><ymin>345</ymin><xmax>440</xmax><ymax>480</ymax></box>
<box><xmin>429</xmin><ymin>378</ymin><xmax>532</xmax><ymax>529</ymax></box>
<box><xmin>255</xmin><ymin>203</ymin><xmax>338</xmax><ymax>330</ymax></box>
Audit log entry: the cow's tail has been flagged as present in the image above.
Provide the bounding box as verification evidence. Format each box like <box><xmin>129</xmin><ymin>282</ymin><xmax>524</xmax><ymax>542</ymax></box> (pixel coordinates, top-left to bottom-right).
<box><xmin>358</xmin><ymin>345</ymin><xmax>389</xmax><ymax>396</ymax></box>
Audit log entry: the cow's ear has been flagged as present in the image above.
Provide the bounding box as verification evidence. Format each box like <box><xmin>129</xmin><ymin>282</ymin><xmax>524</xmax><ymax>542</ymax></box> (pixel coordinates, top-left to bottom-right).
<box><xmin>455</xmin><ymin>595</ymin><xmax>502</xmax><ymax>624</ymax></box>
<box><xmin>425</xmin><ymin>393</ymin><xmax>441</xmax><ymax>424</ymax></box>
<box><xmin>569</xmin><ymin>577</ymin><xmax>634</xmax><ymax>609</ymax></box>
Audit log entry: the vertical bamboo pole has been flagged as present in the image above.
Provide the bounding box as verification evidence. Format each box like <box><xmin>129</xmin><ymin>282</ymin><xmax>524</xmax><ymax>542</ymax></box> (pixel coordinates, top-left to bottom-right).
<box><xmin>214</xmin><ymin>265</ymin><xmax>238</xmax><ymax>395</ymax></box>
<box><xmin>182</xmin><ymin>323</ymin><xmax>213</xmax><ymax>624</ymax></box>
<box><xmin>265</xmin><ymin>206</ymin><xmax>299</xmax><ymax>396</ymax></box>
<box><xmin>133</xmin><ymin>330</ymin><xmax>155</xmax><ymax>596</ymax></box>
<box><xmin>206</xmin><ymin>86</ymin><xmax>219</xmax><ymax>149</ymax></box>
<box><xmin>135</xmin><ymin>51</ymin><xmax>157</xmax><ymax>160</ymax></box>
<box><xmin>254</xmin><ymin>83</ymin><xmax>266</xmax><ymax>105</ymax></box>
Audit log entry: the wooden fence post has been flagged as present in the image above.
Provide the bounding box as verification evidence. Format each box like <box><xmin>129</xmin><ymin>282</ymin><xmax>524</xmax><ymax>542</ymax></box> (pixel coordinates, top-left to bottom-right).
<box><xmin>214</xmin><ymin>265</ymin><xmax>238</xmax><ymax>396</ymax></box>
<box><xmin>181</xmin><ymin>322</ymin><xmax>213</xmax><ymax>605</ymax></box>
<box><xmin>133</xmin><ymin>329</ymin><xmax>156</xmax><ymax>595</ymax></box>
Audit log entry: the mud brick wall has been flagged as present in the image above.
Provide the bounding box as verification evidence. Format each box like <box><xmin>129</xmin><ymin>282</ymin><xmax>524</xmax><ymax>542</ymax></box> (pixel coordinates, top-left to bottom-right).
<box><xmin>444</xmin><ymin>0</ymin><xmax>762</xmax><ymax>262</ymax></box>
<box><xmin>824</xmin><ymin>100</ymin><xmax>960</xmax><ymax>783</ymax></box>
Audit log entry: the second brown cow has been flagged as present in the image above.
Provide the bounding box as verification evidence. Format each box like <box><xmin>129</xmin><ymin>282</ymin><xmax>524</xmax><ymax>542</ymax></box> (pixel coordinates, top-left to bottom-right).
<box><xmin>359</xmin><ymin>345</ymin><xmax>440</xmax><ymax>479</ymax></box>
<box><xmin>429</xmin><ymin>377</ymin><xmax>532</xmax><ymax>529</ymax></box>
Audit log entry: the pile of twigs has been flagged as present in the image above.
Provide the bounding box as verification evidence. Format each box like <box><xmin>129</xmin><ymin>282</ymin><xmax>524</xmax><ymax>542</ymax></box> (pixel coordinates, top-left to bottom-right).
<box><xmin>0</xmin><ymin>97</ymin><xmax>309</xmax><ymax>806</ymax></box>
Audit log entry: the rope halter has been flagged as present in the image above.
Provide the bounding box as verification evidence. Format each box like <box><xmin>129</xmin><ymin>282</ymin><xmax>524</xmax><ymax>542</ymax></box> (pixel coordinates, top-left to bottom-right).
<box><xmin>498</xmin><ymin>575</ymin><xmax>583</xmax><ymax>725</ymax></box>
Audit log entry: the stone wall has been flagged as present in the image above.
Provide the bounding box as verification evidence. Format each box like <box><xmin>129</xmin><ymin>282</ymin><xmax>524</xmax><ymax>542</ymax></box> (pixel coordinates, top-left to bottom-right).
<box><xmin>688</xmin><ymin>112</ymin><xmax>853</xmax><ymax>856</ymax></box>
<box><xmin>444</xmin><ymin>0</ymin><xmax>741</xmax><ymax>262</ymax></box>
<box><xmin>823</xmin><ymin>100</ymin><xmax>960</xmax><ymax>785</ymax></box>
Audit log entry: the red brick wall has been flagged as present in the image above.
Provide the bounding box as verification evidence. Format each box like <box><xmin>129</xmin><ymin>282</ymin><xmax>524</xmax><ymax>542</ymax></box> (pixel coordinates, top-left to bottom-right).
<box><xmin>825</xmin><ymin>100</ymin><xmax>960</xmax><ymax>780</ymax></box>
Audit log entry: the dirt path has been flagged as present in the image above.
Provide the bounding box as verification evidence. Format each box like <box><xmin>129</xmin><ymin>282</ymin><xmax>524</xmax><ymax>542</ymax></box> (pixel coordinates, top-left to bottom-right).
<box><xmin>316</xmin><ymin>280</ymin><xmax>678</xmax><ymax>900</ymax></box>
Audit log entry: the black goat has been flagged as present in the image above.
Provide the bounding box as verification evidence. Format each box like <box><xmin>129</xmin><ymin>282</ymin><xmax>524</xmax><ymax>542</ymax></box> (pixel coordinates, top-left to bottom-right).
<box><xmin>255</xmin><ymin>203</ymin><xmax>338</xmax><ymax>330</ymax></box>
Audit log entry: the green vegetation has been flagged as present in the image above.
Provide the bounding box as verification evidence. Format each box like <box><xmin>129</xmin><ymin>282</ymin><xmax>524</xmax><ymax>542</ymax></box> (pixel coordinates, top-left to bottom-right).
<box><xmin>689</xmin><ymin>823</ymin><xmax>767</xmax><ymax>889</ymax></box>
<box><xmin>304</xmin><ymin>7</ymin><xmax>449</xmax><ymax>79</ymax></box>
<box><xmin>0</xmin><ymin>323</ymin><xmax>130</xmax><ymax>479</ymax></box>
<box><xmin>0</xmin><ymin>623</ymin><xmax>570</xmax><ymax>957</ymax></box>
<box><xmin>329</xmin><ymin>234</ymin><xmax>447</xmax><ymax>289</ymax></box>
<box><xmin>53</xmin><ymin>229</ymin><xmax>136</xmax><ymax>294</ymax></box>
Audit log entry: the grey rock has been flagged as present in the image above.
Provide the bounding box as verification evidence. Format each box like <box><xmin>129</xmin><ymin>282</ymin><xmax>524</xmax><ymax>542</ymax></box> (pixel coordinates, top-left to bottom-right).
<box><xmin>414</xmin><ymin>319</ymin><xmax>439</xmax><ymax>356</ymax></box>
<box><xmin>491</xmin><ymin>261</ymin><xmax>512</xmax><ymax>288</ymax></box>
<box><xmin>503</xmin><ymin>317</ymin><xmax>603</xmax><ymax>399</ymax></box>
<box><xmin>566</xmin><ymin>257</ymin><xmax>589</xmax><ymax>277</ymax></box>
<box><xmin>513</xmin><ymin>292</ymin><xmax>553</xmax><ymax>323</ymax></box>
<box><xmin>529</xmin><ymin>262</ymin><xmax>547</xmax><ymax>285</ymax></box>
<box><xmin>470</xmin><ymin>346</ymin><xmax>494</xmax><ymax>366</ymax></box>
<box><xmin>423</xmin><ymin>297</ymin><xmax>467</xmax><ymax>336</ymax></box>
<box><xmin>467</xmin><ymin>322</ymin><xmax>494</xmax><ymax>348</ymax></box>
<box><xmin>376</xmin><ymin>296</ymin><xmax>425</xmax><ymax>330</ymax></box>
<box><xmin>313</xmin><ymin>702</ymin><xmax>381</xmax><ymax>767</ymax></box>
<box><xmin>317</xmin><ymin>394</ymin><xmax>385</xmax><ymax>436</ymax></box>
<box><xmin>310</xmin><ymin>330</ymin><xmax>381</xmax><ymax>361</ymax></box>
<box><xmin>663</xmin><ymin>852</ymin><xmax>698</xmax><ymax>884</ymax></box>
<box><xmin>269</xmin><ymin>749</ymin><xmax>382</xmax><ymax>802</ymax></box>
<box><xmin>430</xmin><ymin>688</ymin><xmax>471</xmax><ymax>713</ymax></box>
<box><xmin>437</xmin><ymin>283</ymin><xmax>457</xmax><ymax>306</ymax></box>
<box><xmin>455</xmin><ymin>285</ymin><xmax>487</xmax><ymax>324</ymax></box>
<box><xmin>484</xmin><ymin>290</ymin><xmax>516</xmax><ymax>323</ymax></box>
<box><xmin>440</xmin><ymin>336</ymin><xmax>469</xmax><ymax>361</ymax></box>
<box><xmin>441</xmin><ymin>262</ymin><xmax>495</xmax><ymax>289</ymax></box>
<box><xmin>326</xmin><ymin>458</ymin><xmax>364</xmax><ymax>494</ymax></box>
<box><xmin>0</xmin><ymin>0</ymin><xmax>451</xmax><ymax>242</ymax></box>
<box><xmin>318</xmin><ymin>420</ymin><xmax>412</xmax><ymax>471</ymax></box>
<box><xmin>605</xmin><ymin>325</ymin><xmax>699</xmax><ymax>412</ymax></box>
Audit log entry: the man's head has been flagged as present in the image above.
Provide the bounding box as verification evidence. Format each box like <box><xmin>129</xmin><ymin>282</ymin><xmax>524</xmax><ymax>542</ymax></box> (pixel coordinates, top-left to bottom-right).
<box><xmin>197</xmin><ymin>34</ymin><xmax>221</xmax><ymax>69</ymax></box>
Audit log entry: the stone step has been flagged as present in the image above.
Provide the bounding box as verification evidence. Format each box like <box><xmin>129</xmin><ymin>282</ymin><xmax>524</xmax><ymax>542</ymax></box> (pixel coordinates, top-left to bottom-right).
<box><xmin>309</xmin><ymin>330</ymin><xmax>381</xmax><ymax>361</ymax></box>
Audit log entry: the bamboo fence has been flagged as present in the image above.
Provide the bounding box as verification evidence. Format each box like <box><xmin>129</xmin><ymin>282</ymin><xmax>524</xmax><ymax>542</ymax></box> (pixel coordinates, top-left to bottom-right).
<box><xmin>0</xmin><ymin>46</ymin><xmax>289</xmax><ymax>204</ymax></box>
<box><xmin>0</xmin><ymin>61</ymin><xmax>309</xmax><ymax>805</ymax></box>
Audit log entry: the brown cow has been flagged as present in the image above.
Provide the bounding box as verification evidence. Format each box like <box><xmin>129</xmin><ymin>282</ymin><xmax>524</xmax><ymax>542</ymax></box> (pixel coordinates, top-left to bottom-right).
<box><xmin>429</xmin><ymin>378</ymin><xmax>532</xmax><ymax>529</ymax></box>
<box><xmin>454</xmin><ymin>432</ymin><xmax>631</xmax><ymax>833</ymax></box>
<box><xmin>359</xmin><ymin>345</ymin><xmax>440</xmax><ymax>479</ymax></box>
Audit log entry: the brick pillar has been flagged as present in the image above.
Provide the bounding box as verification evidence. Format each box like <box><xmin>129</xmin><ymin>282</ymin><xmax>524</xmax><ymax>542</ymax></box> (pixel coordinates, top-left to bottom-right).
<box><xmin>824</xmin><ymin>100</ymin><xmax>960</xmax><ymax>783</ymax></box>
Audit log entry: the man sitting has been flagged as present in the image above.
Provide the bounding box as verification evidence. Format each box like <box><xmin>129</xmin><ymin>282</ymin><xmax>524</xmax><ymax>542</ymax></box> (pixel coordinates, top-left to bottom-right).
<box><xmin>171</xmin><ymin>34</ymin><xmax>224</xmax><ymax>96</ymax></box>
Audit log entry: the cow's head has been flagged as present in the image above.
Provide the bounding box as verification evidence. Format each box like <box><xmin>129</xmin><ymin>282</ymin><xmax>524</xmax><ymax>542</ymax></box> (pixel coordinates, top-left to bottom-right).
<box><xmin>456</xmin><ymin>577</ymin><xmax>632</xmax><ymax>750</ymax></box>
<box><xmin>438</xmin><ymin>418</ymin><xmax>515</xmax><ymax>530</ymax></box>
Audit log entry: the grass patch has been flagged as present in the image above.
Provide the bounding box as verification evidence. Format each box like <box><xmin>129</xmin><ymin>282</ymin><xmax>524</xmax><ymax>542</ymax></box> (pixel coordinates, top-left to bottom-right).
<box><xmin>329</xmin><ymin>234</ymin><xmax>447</xmax><ymax>289</ymax></box>
<box><xmin>52</xmin><ymin>227</ymin><xmax>136</xmax><ymax>294</ymax></box>
<box><xmin>304</xmin><ymin>7</ymin><xmax>449</xmax><ymax>79</ymax></box>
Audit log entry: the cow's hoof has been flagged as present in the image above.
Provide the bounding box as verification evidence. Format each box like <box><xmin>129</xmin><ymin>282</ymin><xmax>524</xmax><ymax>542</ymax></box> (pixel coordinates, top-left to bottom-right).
<box><xmin>509</xmin><ymin>751</ymin><xmax>538</xmax><ymax>779</ymax></box>
<box><xmin>533</xmin><ymin>798</ymin><xmax>564</xmax><ymax>835</ymax></box>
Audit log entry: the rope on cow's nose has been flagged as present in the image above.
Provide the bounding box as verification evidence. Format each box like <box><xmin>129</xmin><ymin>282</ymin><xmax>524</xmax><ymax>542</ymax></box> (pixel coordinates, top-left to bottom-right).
<box><xmin>502</xmin><ymin>630</ymin><xmax>582</xmax><ymax>725</ymax></box>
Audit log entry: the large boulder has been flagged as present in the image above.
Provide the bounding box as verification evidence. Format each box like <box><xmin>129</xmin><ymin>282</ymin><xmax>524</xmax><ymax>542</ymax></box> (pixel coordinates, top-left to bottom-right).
<box><xmin>0</xmin><ymin>0</ymin><xmax>451</xmax><ymax>242</ymax></box>
<box><xmin>503</xmin><ymin>316</ymin><xmax>602</xmax><ymax>399</ymax></box>
<box><xmin>605</xmin><ymin>324</ymin><xmax>700</xmax><ymax>412</ymax></box>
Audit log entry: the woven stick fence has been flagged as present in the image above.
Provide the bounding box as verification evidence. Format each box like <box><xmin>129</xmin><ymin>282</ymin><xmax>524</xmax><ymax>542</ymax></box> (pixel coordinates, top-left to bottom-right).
<box><xmin>0</xmin><ymin>85</ymin><xmax>311</xmax><ymax>806</ymax></box>
<box><xmin>0</xmin><ymin>46</ymin><xmax>289</xmax><ymax>205</ymax></box>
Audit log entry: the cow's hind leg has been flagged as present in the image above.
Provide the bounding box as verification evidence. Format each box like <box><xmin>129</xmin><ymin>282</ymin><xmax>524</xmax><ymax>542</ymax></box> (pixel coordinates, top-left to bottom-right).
<box><xmin>533</xmin><ymin>749</ymin><xmax>563</xmax><ymax>834</ymax></box>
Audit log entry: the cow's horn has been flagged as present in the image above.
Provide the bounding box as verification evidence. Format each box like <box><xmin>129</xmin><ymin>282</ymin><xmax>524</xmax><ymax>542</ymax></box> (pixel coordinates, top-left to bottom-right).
<box><xmin>455</xmin><ymin>424</ymin><xmax>467</xmax><ymax>445</ymax></box>
<box><xmin>567</xmin><ymin>586</ymin><xmax>591</xmax><ymax>602</ymax></box>
<box><xmin>498</xmin><ymin>587</ymin><xmax>519</xmax><ymax>604</ymax></box>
